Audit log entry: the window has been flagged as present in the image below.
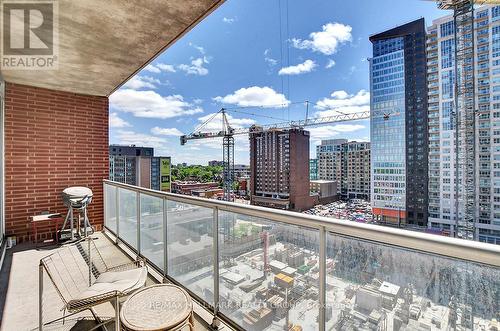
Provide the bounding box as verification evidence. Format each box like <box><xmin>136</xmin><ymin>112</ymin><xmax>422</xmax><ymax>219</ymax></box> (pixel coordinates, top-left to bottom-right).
<box><xmin>441</xmin><ymin>39</ymin><xmax>454</xmax><ymax>69</ymax></box>
<box><xmin>440</xmin><ymin>21</ymin><xmax>454</xmax><ymax>38</ymax></box>
<box><xmin>493</xmin><ymin>6</ymin><xmax>500</xmax><ymax>20</ymax></box>
<box><xmin>441</xmin><ymin>70</ymin><xmax>454</xmax><ymax>99</ymax></box>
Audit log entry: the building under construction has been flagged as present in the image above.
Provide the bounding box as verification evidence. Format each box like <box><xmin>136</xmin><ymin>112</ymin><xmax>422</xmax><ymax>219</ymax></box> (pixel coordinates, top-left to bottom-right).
<box><xmin>249</xmin><ymin>128</ymin><xmax>317</xmax><ymax>211</ymax></box>
<box><xmin>427</xmin><ymin>1</ymin><xmax>500</xmax><ymax>244</ymax></box>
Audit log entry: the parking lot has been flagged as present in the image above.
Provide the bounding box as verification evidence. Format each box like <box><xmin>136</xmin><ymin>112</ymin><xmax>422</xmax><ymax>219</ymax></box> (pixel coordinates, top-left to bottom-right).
<box><xmin>303</xmin><ymin>199</ymin><xmax>373</xmax><ymax>223</ymax></box>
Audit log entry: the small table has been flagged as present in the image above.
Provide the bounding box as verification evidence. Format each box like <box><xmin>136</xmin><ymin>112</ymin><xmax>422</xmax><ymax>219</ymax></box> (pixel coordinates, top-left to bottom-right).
<box><xmin>30</xmin><ymin>213</ymin><xmax>63</xmax><ymax>246</ymax></box>
<box><xmin>120</xmin><ymin>284</ymin><xmax>194</xmax><ymax>331</ymax></box>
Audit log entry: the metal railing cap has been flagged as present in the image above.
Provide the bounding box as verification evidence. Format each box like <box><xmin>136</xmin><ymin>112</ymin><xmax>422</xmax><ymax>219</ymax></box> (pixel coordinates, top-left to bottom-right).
<box><xmin>103</xmin><ymin>180</ymin><xmax>500</xmax><ymax>267</ymax></box>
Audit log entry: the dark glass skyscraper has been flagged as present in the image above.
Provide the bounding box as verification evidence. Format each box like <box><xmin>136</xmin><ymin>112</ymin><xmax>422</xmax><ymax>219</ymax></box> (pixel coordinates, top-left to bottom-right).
<box><xmin>369</xmin><ymin>18</ymin><xmax>428</xmax><ymax>227</ymax></box>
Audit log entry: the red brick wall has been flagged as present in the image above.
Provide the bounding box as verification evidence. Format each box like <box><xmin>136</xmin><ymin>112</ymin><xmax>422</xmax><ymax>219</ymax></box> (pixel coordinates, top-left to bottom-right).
<box><xmin>4</xmin><ymin>82</ymin><xmax>109</xmax><ymax>242</ymax></box>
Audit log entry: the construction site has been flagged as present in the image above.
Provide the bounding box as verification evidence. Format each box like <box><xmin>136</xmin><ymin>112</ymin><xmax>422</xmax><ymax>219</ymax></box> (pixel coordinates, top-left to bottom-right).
<box><xmin>167</xmin><ymin>211</ymin><xmax>499</xmax><ymax>331</ymax></box>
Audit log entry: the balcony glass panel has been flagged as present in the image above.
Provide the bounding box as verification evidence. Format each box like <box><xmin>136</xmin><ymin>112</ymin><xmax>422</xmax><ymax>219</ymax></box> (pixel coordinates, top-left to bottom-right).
<box><xmin>140</xmin><ymin>194</ymin><xmax>164</xmax><ymax>271</ymax></box>
<box><xmin>326</xmin><ymin>233</ymin><xmax>499</xmax><ymax>330</ymax></box>
<box><xmin>118</xmin><ymin>188</ymin><xmax>137</xmax><ymax>249</ymax></box>
<box><xmin>218</xmin><ymin>211</ymin><xmax>320</xmax><ymax>330</ymax></box>
<box><xmin>103</xmin><ymin>182</ymin><xmax>500</xmax><ymax>331</ymax></box>
<box><xmin>167</xmin><ymin>201</ymin><xmax>214</xmax><ymax>305</ymax></box>
<box><xmin>104</xmin><ymin>184</ymin><xmax>117</xmax><ymax>234</ymax></box>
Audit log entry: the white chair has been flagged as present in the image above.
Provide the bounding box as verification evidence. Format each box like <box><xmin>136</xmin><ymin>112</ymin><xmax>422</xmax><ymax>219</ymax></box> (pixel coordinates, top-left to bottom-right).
<box><xmin>39</xmin><ymin>237</ymin><xmax>147</xmax><ymax>331</ymax></box>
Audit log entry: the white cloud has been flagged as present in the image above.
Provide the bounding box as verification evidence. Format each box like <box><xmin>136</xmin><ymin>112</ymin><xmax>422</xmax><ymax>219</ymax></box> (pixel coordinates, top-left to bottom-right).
<box><xmin>114</xmin><ymin>130</ymin><xmax>168</xmax><ymax>150</ymax></box>
<box><xmin>196</xmin><ymin>112</ymin><xmax>256</xmax><ymax>131</ymax></box>
<box><xmin>144</xmin><ymin>64</ymin><xmax>161</xmax><ymax>73</ymax></box>
<box><xmin>278</xmin><ymin>59</ymin><xmax>317</xmax><ymax>75</ymax></box>
<box><xmin>214</xmin><ymin>86</ymin><xmax>290</xmax><ymax>108</ymax></box>
<box><xmin>178</xmin><ymin>57</ymin><xmax>209</xmax><ymax>76</ymax></box>
<box><xmin>185</xmin><ymin>113</ymin><xmax>255</xmax><ymax>152</ymax></box>
<box><xmin>123</xmin><ymin>76</ymin><xmax>161</xmax><ymax>90</ymax></box>
<box><xmin>291</xmin><ymin>22</ymin><xmax>352</xmax><ymax>55</ymax></box>
<box><xmin>151</xmin><ymin>127</ymin><xmax>184</xmax><ymax>136</ymax></box>
<box><xmin>156</xmin><ymin>63</ymin><xmax>176</xmax><ymax>73</ymax></box>
<box><xmin>264</xmin><ymin>49</ymin><xmax>278</xmax><ymax>67</ymax></box>
<box><xmin>189</xmin><ymin>134</ymin><xmax>250</xmax><ymax>152</ymax></box>
<box><xmin>326</xmin><ymin>59</ymin><xmax>336</xmax><ymax>69</ymax></box>
<box><xmin>309</xmin><ymin>124</ymin><xmax>365</xmax><ymax>141</ymax></box>
<box><xmin>110</xmin><ymin>89</ymin><xmax>203</xmax><ymax>119</ymax></box>
<box><xmin>109</xmin><ymin>112</ymin><xmax>131</xmax><ymax>128</ymax></box>
<box><xmin>189</xmin><ymin>42</ymin><xmax>206</xmax><ymax>55</ymax></box>
<box><xmin>223</xmin><ymin>17</ymin><xmax>236</xmax><ymax>24</ymax></box>
<box><xmin>315</xmin><ymin>89</ymin><xmax>370</xmax><ymax>117</ymax></box>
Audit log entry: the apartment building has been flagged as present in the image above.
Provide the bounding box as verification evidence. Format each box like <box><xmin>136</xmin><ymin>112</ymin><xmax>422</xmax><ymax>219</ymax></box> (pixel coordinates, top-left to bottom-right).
<box><xmin>110</xmin><ymin>145</ymin><xmax>154</xmax><ymax>157</ymax></box>
<box><xmin>369</xmin><ymin>18</ymin><xmax>429</xmax><ymax>227</ymax></box>
<box><xmin>109</xmin><ymin>145</ymin><xmax>170</xmax><ymax>191</ymax></box>
<box><xmin>234</xmin><ymin>164</ymin><xmax>251</xmax><ymax>179</ymax></box>
<box><xmin>109</xmin><ymin>155</ymin><xmax>139</xmax><ymax>186</ymax></box>
<box><xmin>316</xmin><ymin>139</ymin><xmax>347</xmax><ymax>193</ymax></box>
<box><xmin>249</xmin><ymin>128</ymin><xmax>316</xmax><ymax>211</ymax></box>
<box><xmin>341</xmin><ymin>141</ymin><xmax>371</xmax><ymax>200</ymax></box>
<box><xmin>316</xmin><ymin>139</ymin><xmax>370</xmax><ymax>200</ymax></box>
<box><xmin>427</xmin><ymin>6</ymin><xmax>500</xmax><ymax>244</ymax></box>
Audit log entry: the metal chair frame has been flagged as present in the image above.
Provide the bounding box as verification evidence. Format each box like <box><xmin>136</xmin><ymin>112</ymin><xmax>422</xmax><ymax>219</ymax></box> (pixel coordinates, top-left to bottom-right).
<box><xmin>39</xmin><ymin>237</ymin><xmax>146</xmax><ymax>331</ymax></box>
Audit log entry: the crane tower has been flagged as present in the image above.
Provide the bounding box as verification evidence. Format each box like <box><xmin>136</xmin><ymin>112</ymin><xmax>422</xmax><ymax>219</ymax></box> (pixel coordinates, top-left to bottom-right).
<box><xmin>431</xmin><ymin>0</ymin><xmax>488</xmax><ymax>240</ymax></box>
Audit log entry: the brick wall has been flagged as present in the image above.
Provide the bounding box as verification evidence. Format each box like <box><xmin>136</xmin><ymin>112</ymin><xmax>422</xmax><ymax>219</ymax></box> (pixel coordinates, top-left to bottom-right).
<box><xmin>4</xmin><ymin>82</ymin><xmax>109</xmax><ymax>242</ymax></box>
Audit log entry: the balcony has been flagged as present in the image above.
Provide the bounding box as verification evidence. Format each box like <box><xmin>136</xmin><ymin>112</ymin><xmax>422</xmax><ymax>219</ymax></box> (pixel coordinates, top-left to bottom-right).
<box><xmin>1</xmin><ymin>231</ymin><xmax>213</xmax><ymax>330</ymax></box>
<box><xmin>2</xmin><ymin>180</ymin><xmax>494</xmax><ymax>330</ymax></box>
<box><xmin>92</xmin><ymin>180</ymin><xmax>499</xmax><ymax>331</ymax></box>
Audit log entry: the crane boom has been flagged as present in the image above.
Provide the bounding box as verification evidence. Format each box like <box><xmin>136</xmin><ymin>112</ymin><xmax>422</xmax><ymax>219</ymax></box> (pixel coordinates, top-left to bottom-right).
<box><xmin>180</xmin><ymin>110</ymin><xmax>370</xmax><ymax>145</ymax></box>
<box><xmin>179</xmin><ymin>108</ymin><xmax>370</xmax><ymax>202</ymax></box>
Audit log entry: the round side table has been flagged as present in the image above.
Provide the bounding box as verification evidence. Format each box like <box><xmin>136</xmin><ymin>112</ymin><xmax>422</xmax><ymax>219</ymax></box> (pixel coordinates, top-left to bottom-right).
<box><xmin>120</xmin><ymin>284</ymin><xmax>194</xmax><ymax>331</ymax></box>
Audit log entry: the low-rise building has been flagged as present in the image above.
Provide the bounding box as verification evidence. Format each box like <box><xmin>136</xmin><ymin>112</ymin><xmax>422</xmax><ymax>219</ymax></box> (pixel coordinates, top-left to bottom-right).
<box><xmin>191</xmin><ymin>188</ymin><xmax>224</xmax><ymax>199</ymax></box>
<box><xmin>171</xmin><ymin>181</ymin><xmax>219</xmax><ymax>195</ymax></box>
<box><xmin>208</xmin><ymin>160</ymin><xmax>224</xmax><ymax>167</ymax></box>
<box><xmin>310</xmin><ymin>180</ymin><xmax>338</xmax><ymax>204</ymax></box>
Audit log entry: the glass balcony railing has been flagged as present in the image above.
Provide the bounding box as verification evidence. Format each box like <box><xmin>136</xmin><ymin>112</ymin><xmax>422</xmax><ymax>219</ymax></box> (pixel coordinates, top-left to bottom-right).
<box><xmin>103</xmin><ymin>180</ymin><xmax>500</xmax><ymax>331</ymax></box>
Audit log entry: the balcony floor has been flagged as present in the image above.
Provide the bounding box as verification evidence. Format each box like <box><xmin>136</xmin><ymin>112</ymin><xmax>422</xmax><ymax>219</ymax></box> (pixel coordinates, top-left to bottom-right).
<box><xmin>0</xmin><ymin>232</ymin><xmax>211</xmax><ymax>331</ymax></box>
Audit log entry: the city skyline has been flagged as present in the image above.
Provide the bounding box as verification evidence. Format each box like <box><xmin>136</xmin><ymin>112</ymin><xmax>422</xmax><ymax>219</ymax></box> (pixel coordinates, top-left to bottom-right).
<box><xmin>108</xmin><ymin>0</ymin><xmax>445</xmax><ymax>164</ymax></box>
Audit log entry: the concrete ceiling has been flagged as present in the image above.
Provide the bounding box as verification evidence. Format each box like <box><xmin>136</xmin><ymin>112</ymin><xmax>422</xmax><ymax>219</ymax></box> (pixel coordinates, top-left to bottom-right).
<box><xmin>2</xmin><ymin>0</ymin><xmax>225</xmax><ymax>96</ymax></box>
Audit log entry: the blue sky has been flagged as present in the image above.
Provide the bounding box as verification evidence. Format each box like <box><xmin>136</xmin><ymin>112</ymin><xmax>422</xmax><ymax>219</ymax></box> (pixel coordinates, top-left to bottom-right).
<box><xmin>109</xmin><ymin>0</ymin><xmax>445</xmax><ymax>165</ymax></box>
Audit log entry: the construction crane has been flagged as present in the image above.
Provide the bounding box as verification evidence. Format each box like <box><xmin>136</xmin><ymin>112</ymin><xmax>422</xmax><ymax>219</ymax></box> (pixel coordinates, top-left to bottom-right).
<box><xmin>426</xmin><ymin>0</ymin><xmax>490</xmax><ymax>240</ymax></box>
<box><xmin>180</xmin><ymin>105</ymin><xmax>370</xmax><ymax>201</ymax></box>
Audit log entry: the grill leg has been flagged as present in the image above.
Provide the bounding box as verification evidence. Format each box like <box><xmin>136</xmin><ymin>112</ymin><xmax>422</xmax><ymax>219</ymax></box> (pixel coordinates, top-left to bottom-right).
<box><xmin>115</xmin><ymin>296</ymin><xmax>120</xmax><ymax>331</ymax></box>
<box><xmin>70</xmin><ymin>207</ymin><xmax>75</xmax><ymax>240</ymax></box>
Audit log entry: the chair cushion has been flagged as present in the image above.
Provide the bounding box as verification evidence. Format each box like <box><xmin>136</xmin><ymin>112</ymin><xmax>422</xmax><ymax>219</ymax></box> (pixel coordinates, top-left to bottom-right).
<box><xmin>68</xmin><ymin>266</ymin><xmax>147</xmax><ymax>310</ymax></box>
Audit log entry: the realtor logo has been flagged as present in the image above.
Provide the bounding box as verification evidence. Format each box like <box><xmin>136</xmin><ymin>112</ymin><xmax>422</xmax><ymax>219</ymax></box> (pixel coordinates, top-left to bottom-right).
<box><xmin>1</xmin><ymin>0</ymin><xmax>58</xmax><ymax>70</ymax></box>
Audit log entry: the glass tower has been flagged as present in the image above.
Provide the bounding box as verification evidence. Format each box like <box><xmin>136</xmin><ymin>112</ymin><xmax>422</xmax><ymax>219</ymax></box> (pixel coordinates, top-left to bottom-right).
<box><xmin>370</xmin><ymin>19</ymin><xmax>429</xmax><ymax>227</ymax></box>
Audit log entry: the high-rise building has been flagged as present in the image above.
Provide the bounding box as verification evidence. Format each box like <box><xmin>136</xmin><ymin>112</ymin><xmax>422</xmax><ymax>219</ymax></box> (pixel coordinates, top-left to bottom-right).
<box><xmin>316</xmin><ymin>139</ymin><xmax>347</xmax><ymax>193</ymax></box>
<box><xmin>249</xmin><ymin>128</ymin><xmax>315</xmax><ymax>211</ymax></box>
<box><xmin>109</xmin><ymin>155</ymin><xmax>139</xmax><ymax>185</ymax></box>
<box><xmin>369</xmin><ymin>18</ymin><xmax>429</xmax><ymax>227</ymax></box>
<box><xmin>109</xmin><ymin>145</ymin><xmax>170</xmax><ymax>191</ymax></box>
<box><xmin>341</xmin><ymin>141</ymin><xmax>371</xmax><ymax>200</ymax></box>
<box><xmin>427</xmin><ymin>6</ymin><xmax>500</xmax><ymax>244</ymax></box>
<box><xmin>109</xmin><ymin>144</ymin><xmax>154</xmax><ymax>157</ymax></box>
<box><xmin>309</xmin><ymin>159</ymin><xmax>319</xmax><ymax>180</ymax></box>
